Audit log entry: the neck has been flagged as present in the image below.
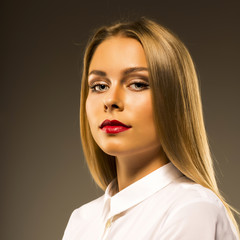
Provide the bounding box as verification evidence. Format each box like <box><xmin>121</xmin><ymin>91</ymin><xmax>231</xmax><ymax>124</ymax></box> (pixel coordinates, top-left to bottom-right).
<box><xmin>115</xmin><ymin>146</ymin><xmax>169</xmax><ymax>192</ymax></box>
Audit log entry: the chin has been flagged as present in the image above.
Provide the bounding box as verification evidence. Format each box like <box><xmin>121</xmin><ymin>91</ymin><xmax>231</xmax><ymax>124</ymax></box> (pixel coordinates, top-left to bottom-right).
<box><xmin>99</xmin><ymin>143</ymin><xmax>129</xmax><ymax>157</ymax></box>
<box><xmin>100</xmin><ymin>146</ymin><xmax>123</xmax><ymax>156</ymax></box>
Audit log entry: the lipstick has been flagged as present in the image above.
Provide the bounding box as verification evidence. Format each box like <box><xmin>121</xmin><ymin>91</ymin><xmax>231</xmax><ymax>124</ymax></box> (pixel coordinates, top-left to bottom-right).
<box><xmin>100</xmin><ymin>119</ymin><xmax>131</xmax><ymax>134</ymax></box>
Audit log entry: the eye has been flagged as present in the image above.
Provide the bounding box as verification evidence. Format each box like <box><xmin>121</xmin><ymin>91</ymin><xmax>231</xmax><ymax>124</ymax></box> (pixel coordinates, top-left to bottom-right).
<box><xmin>89</xmin><ymin>83</ymin><xmax>109</xmax><ymax>92</ymax></box>
<box><xmin>129</xmin><ymin>82</ymin><xmax>149</xmax><ymax>91</ymax></box>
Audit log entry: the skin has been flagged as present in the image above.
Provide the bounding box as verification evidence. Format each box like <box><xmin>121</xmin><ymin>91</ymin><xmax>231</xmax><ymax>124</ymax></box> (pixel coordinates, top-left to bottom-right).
<box><xmin>86</xmin><ymin>36</ymin><xmax>169</xmax><ymax>192</ymax></box>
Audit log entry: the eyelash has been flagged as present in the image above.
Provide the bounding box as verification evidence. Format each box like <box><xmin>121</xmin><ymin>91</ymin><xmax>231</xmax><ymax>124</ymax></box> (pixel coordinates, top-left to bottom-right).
<box><xmin>129</xmin><ymin>82</ymin><xmax>149</xmax><ymax>91</ymax></box>
<box><xmin>89</xmin><ymin>81</ymin><xmax>149</xmax><ymax>93</ymax></box>
<box><xmin>89</xmin><ymin>84</ymin><xmax>109</xmax><ymax>92</ymax></box>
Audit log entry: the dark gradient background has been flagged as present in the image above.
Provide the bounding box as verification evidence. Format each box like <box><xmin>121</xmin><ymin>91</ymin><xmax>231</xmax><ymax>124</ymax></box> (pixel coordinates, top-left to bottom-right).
<box><xmin>2</xmin><ymin>0</ymin><xmax>240</xmax><ymax>239</ymax></box>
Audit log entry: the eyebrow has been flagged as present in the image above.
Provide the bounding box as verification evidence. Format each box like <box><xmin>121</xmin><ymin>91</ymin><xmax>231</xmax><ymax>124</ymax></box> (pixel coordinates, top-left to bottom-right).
<box><xmin>88</xmin><ymin>67</ymin><xmax>148</xmax><ymax>77</ymax></box>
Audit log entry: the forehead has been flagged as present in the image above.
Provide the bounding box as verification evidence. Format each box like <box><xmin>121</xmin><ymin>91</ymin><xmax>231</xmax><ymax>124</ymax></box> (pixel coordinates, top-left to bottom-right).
<box><xmin>89</xmin><ymin>36</ymin><xmax>148</xmax><ymax>74</ymax></box>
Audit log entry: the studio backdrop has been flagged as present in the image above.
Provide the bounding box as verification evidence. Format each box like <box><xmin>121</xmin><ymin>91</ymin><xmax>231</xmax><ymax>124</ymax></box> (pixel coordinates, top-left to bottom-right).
<box><xmin>2</xmin><ymin>0</ymin><xmax>240</xmax><ymax>239</ymax></box>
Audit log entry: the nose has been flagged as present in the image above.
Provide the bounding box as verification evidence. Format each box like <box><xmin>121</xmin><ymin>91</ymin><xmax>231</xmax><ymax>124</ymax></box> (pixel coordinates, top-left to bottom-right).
<box><xmin>103</xmin><ymin>86</ymin><xmax>124</xmax><ymax>112</ymax></box>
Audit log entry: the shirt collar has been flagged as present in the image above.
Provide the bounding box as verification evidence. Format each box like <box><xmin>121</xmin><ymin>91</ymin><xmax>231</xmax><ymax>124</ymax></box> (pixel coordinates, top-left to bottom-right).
<box><xmin>103</xmin><ymin>162</ymin><xmax>183</xmax><ymax>219</ymax></box>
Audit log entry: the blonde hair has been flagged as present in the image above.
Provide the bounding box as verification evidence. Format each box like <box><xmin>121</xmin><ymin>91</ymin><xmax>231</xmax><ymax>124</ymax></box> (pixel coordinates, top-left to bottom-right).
<box><xmin>80</xmin><ymin>17</ymin><xmax>239</xmax><ymax>234</ymax></box>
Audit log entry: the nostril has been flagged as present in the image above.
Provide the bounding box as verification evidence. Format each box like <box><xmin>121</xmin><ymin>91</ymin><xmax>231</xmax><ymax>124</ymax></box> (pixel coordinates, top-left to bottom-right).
<box><xmin>104</xmin><ymin>103</ymin><xmax>120</xmax><ymax>112</ymax></box>
<box><xmin>112</xmin><ymin>104</ymin><xmax>119</xmax><ymax>108</ymax></box>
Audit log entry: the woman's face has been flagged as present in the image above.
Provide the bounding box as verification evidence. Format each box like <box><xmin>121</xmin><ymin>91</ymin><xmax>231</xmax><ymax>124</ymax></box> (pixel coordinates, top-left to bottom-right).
<box><xmin>86</xmin><ymin>36</ymin><xmax>161</xmax><ymax>158</ymax></box>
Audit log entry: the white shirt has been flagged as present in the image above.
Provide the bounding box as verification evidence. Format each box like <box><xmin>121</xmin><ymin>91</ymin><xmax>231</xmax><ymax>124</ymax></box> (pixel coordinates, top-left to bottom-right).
<box><xmin>62</xmin><ymin>162</ymin><xmax>238</xmax><ymax>240</ymax></box>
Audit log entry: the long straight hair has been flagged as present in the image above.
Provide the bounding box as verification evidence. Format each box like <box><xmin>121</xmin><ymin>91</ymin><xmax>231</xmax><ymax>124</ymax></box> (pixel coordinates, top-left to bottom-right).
<box><xmin>80</xmin><ymin>17</ymin><xmax>239</xmax><ymax>234</ymax></box>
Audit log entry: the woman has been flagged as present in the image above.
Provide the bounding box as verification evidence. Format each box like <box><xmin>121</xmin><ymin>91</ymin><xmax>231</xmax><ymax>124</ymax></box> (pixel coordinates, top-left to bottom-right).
<box><xmin>63</xmin><ymin>17</ymin><xmax>239</xmax><ymax>239</ymax></box>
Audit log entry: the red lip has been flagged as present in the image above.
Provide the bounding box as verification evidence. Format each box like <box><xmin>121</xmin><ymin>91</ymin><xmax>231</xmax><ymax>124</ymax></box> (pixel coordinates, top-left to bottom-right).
<box><xmin>100</xmin><ymin>119</ymin><xmax>131</xmax><ymax>134</ymax></box>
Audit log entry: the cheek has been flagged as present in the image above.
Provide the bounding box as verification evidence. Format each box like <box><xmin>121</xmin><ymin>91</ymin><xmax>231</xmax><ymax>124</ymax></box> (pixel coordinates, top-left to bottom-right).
<box><xmin>129</xmin><ymin>92</ymin><xmax>154</xmax><ymax>123</ymax></box>
<box><xmin>132</xmin><ymin>94</ymin><xmax>157</xmax><ymax>136</ymax></box>
<box><xmin>141</xmin><ymin>104</ymin><xmax>155</xmax><ymax>130</ymax></box>
<box><xmin>86</xmin><ymin>95</ymin><xmax>104</xmax><ymax>140</ymax></box>
<box><xmin>85</xmin><ymin>96</ymin><xmax>96</xmax><ymax>127</ymax></box>
<box><xmin>85</xmin><ymin>98</ymin><xmax>90</xmax><ymax>122</ymax></box>
<box><xmin>85</xmin><ymin>97</ymin><xmax>100</xmax><ymax>146</ymax></box>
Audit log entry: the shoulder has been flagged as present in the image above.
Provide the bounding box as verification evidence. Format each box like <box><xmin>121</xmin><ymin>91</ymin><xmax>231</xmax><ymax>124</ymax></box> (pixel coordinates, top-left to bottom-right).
<box><xmin>62</xmin><ymin>195</ymin><xmax>105</xmax><ymax>239</ymax></box>
<box><xmin>170</xmin><ymin>176</ymin><xmax>222</xmax><ymax>205</ymax></box>
<box><xmin>69</xmin><ymin>194</ymin><xmax>105</xmax><ymax>222</ymax></box>
<box><xmin>167</xmin><ymin>176</ymin><xmax>229</xmax><ymax>224</ymax></box>
<box><xmin>158</xmin><ymin>177</ymin><xmax>238</xmax><ymax>239</ymax></box>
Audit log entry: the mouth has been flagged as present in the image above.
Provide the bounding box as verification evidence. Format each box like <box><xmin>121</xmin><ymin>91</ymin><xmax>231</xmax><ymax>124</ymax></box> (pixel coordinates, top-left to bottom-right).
<box><xmin>100</xmin><ymin>119</ymin><xmax>132</xmax><ymax>134</ymax></box>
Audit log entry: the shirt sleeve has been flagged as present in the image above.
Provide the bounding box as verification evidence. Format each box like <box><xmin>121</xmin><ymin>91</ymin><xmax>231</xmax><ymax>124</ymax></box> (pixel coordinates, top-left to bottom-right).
<box><xmin>157</xmin><ymin>201</ymin><xmax>238</xmax><ymax>240</ymax></box>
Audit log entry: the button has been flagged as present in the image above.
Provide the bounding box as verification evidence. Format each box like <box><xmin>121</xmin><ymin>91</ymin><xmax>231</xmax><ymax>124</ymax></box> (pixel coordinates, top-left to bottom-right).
<box><xmin>105</xmin><ymin>219</ymin><xmax>112</xmax><ymax>229</ymax></box>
